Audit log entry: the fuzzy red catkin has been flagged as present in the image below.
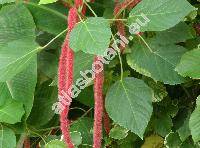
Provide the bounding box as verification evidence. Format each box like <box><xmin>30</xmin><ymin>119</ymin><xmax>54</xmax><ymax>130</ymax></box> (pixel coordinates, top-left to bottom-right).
<box><xmin>24</xmin><ymin>138</ymin><xmax>30</xmax><ymax>148</ymax></box>
<box><xmin>114</xmin><ymin>0</ymin><xmax>141</xmax><ymax>52</ymax></box>
<box><xmin>59</xmin><ymin>7</ymin><xmax>78</xmax><ymax>148</ymax></box>
<box><xmin>114</xmin><ymin>0</ymin><xmax>141</xmax><ymax>15</ymax></box>
<box><xmin>93</xmin><ymin>56</ymin><xmax>104</xmax><ymax>148</ymax></box>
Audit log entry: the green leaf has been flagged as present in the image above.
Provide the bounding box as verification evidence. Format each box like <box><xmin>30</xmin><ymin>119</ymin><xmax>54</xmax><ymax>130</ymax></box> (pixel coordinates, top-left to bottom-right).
<box><xmin>0</xmin><ymin>4</ymin><xmax>38</xmax><ymax>81</ymax></box>
<box><xmin>0</xmin><ymin>4</ymin><xmax>35</xmax><ymax>47</ymax></box>
<box><xmin>70</xmin><ymin>17</ymin><xmax>112</xmax><ymax>56</ymax></box>
<box><xmin>143</xmin><ymin>77</ymin><xmax>167</xmax><ymax>102</ymax></box>
<box><xmin>0</xmin><ymin>0</ymin><xmax>15</xmax><ymax>4</ymax></box>
<box><xmin>0</xmin><ymin>126</ymin><xmax>16</xmax><ymax>148</ymax></box>
<box><xmin>142</xmin><ymin>135</ymin><xmax>164</xmax><ymax>148</ymax></box>
<box><xmin>153</xmin><ymin>114</ymin><xmax>172</xmax><ymax>137</ymax></box>
<box><xmin>189</xmin><ymin>96</ymin><xmax>200</xmax><ymax>142</ymax></box>
<box><xmin>105</xmin><ymin>77</ymin><xmax>153</xmax><ymax>138</ymax></box>
<box><xmin>164</xmin><ymin>132</ymin><xmax>182</xmax><ymax>147</ymax></box>
<box><xmin>38</xmin><ymin>51</ymin><xmax>58</xmax><ymax>78</ymax></box>
<box><xmin>128</xmin><ymin>0</ymin><xmax>195</xmax><ymax>31</ymax></box>
<box><xmin>70</xmin><ymin>118</ymin><xmax>93</xmax><ymax>145</ymax></box>
<box><xmin>39</xmin><ymin>0</ymin><xmax>58</xmax><ymax>5</ymax></box>
<box><xmin>25</xmin><ymin>2</ymin><xmax>67</xmax><ymax>35</ymax></box>
<box><xmin>0</xmin><ymin>99</ymin><xmax>25</xmax><ymax>124</ymax></box>
<box><xmin>176</xmin><ymin>48</ymin><xmax>200</xmax><ymax>79</ymax></box>
<box><xmin>76</xmin><ymin>86</ymin><xmax>94</xmax><ymax>107</ymax></box>
<box><xmin>71</xmin><ymin>131</ymin><xmax>82</xmax><ymax>146</ymax></box>
<box><xmin>45</xmin><ymin>140</ymin><xmax>66</xmax><ymax>148</ymax></box>
<box><xmin>7</xmin><ymin>58</ymin><xmax>37</xmax><ymax>118</ymax></box>
<box><xmin>153</xmin><ymin>22</ymin><xmax>194</xmax><ymax>44</ymax></box>
<box><xmin>127</xmin><ymin>38</ymin><xmax>187</xmax><ymax>84</ymax></box>
<box><xmin>178</xmin><ymin>114</ymin><xmax>191</xmax><ymax>142</ymax></box>
<box><xmin>73</xmin><ymin>51</ymin><xmax>94</xmax><ymax>81</ymax></box>
<box><xmin>28</xmin><ymin>83</ymin><xmax>57</xmax><ymax>127</ymax></box>
<box><xmin>109</xmin><ymin>125</ymin><xmax>129</xmax><ymax>140</ymax></box>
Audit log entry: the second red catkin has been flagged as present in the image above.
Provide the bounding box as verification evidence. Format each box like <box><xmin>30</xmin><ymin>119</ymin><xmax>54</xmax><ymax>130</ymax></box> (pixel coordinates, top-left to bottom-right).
<box><xmin>93</xmin><ymin>56</ymin><xmax>104</xmax><ymax>148</ymax></box>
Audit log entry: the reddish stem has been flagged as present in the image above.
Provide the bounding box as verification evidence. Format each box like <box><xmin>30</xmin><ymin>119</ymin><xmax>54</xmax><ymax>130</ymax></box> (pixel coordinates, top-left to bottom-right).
<box><xmin>36</xmin><ymin>143</ymin><xmax>40</xmax><ymax>148</ymax></box>
<box><xmin>103</xmin><ymin>110</ymin><xmax>111</xmax><ymax>135</ymax></box>
<box><xmin>24</xmin><ymin>138</ymin><xmax>30</xmax><ymax>148</ymax></box>
<box><xmin>93</xmin><ymin>57</ymin><xmax>104</xmax><ymax>148</ymax></box>
<box><xmin>194</xmin><ymin>24</ymin><xmax>200</xmax><ymax>35</ymax></box>
<box><xmin>114</xmin><ymin>0</ymin><xmax>141</xmax><ymax>53</ymax></box>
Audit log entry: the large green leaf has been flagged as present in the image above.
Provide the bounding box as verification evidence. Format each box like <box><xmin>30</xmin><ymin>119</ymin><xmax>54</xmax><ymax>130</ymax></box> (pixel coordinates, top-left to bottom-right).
<box><xmin>176</xmin><ymin>48</ymin><xmax>200</xmax><ymax>79</ymax></box>
<box><xmin>70</xmin><ymin>17</ymin><xmax>112</xmax><ymax>56</ymax></box>
<box><xmin>153</xmin><ymin>22</ymin><xmax>194</xmax><ymax>44</ymax></box>
<box><xmin>0</xmin><ymin>99</ymin><xmax>25</xmax><ymax>124</ymax></box>
<box><xmin>128</xmin><ymin>0</ymin><xmax>195</xmax><ymax>31</ymax></box>
<box><xmin>0</xmin><ymin>126</ymin><xmax>16</xmax><ymax>148</ymax></box>
<box><xmin>0</xmin><ymin>4</ymin><xmax>38</xmax><ymax>81</ymax></box>
<box><xmin>27</xmin><ymin>83</ymin><xmax>57</xmax><ymax>127</ymax></box>
<box><xmin>189</xmin><ymin>96</ymin><xmax>200</xmax><ymax>142</ymax></box>
<box><xmin>127</xmin><ymin>38</ymin><xmax>187</xmax><ymax>84</ymax></box>
<box><xmin>105</xmin><ymin>77</ymin><xmax>153</xmax><ymax>138</ymax></box>
<box><xmin>38</xmin><ymin>51</ymin><xmax>58</xmax><ymax>78</ymax></box>
<box><xmin>0</xmin><ymin>4</ymin><xmax>35</xmax><ymax>46</ymax></box>
<box><xmin>7</xmin><ymin>58</ymin><xmax>37</xmax><ymax>118</ymax></box>
<box><xmin>25</xmin><ymin>2</ymin><xmax>67</xmax><ymax>35</ymax></box>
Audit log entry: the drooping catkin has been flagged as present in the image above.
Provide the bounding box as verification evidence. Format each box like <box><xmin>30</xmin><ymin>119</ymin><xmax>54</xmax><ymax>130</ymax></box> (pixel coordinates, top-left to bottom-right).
<box><xmin>58</xmin><ymin>7</ymin><xmax>78</xmax><ymax>148</ymax></box>
<box><xmin>93</xmin><ymin>56</ymin><xmax>104</xmax><ymax>148</ymax></box>
<box><xmin>114</xmin><ymin>0</ymin><xmax>141</xmax><ymax>52</ymax></box>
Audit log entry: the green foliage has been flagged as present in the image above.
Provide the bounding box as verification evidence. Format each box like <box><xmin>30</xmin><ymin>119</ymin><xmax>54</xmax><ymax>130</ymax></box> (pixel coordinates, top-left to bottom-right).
<box><xmin>0</xmin><ymin>0</ymin><xmax>199</xmax><ymax>147</ymax></box>
<box><xmin>45</xmin><ymin>140</ymin><xmax>66</xmax><ymax>148</ymax></box>
<box><xmin>0</xmin><ymin>126</ymin><xmax>16</xmax><ymax>148</ymax></box>
<box><xmin>176</xmin><ymin>48</ymin><xmax>200</xmax><ymax>79</ymax></box>
<box><xmin>189</xmin><ymin>96</ymin><xmax>200</xmax><ymax>142</ymax></box>
<box><xmin>70</xmin><ymin>17</ymin><xmax>112</xmax><ymax>55</ymax></box>
<box><xmin>127</xmin><ymin>37</ymin><xmax>187</xmax><ymax>85</ymax></box>
<box><xmin>128</xmin><ymin>0</ymin><xmax>196</xmax><ymax>31</ymax></box>
<box><xmin>105</xmin><ymin>78</ymin><xmax>153</xmax><ymax>138</ymax></box>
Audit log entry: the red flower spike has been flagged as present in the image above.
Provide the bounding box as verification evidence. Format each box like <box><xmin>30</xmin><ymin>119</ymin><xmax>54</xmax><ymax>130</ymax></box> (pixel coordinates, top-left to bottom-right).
<box><xmin>58</xmin><ymin>7</ymin><xmax>78</xmax><ymax>148</ymax></box>
<box><xmin>93</xmin><ymin>56</ymin><xmax>104</xmax><ymax>148</ymax></box>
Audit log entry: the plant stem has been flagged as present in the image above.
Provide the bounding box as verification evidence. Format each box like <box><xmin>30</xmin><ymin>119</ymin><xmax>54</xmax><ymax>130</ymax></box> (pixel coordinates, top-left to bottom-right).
<box><xmin>112</xmin><ymin>34</ymin><xmax>124</xmax><ymax>81</ymax></box>
<box><xmin>83</xmin><ymin>0</ymin><xmax>97</xmax><ymax>17</ymax></box>
<box><xmin>38</xmin><ymin>28</ymin><xmax>68</xmax><ymax>52</ymax></box>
